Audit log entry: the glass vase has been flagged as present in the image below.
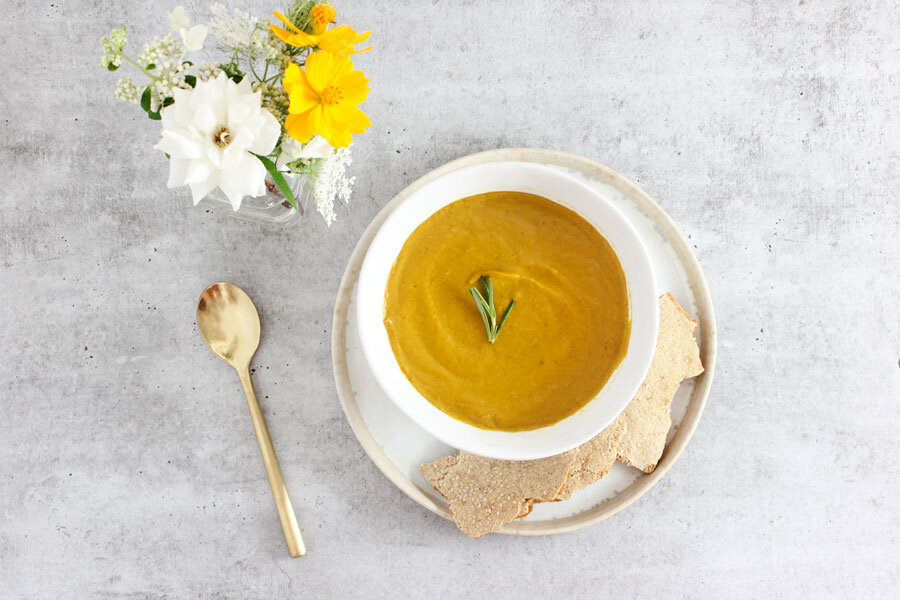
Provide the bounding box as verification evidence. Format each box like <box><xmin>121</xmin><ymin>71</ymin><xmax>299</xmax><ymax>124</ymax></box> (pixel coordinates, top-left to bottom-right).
<box><xmin>201</xmin><ymin>172</ymin><xmax>310</xmax><ymax>226</ymax></box>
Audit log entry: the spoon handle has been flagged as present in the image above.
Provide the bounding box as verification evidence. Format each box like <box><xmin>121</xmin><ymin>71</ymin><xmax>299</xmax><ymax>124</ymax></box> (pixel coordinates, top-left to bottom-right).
<box><xmin>238</xmin><ymin>367</ymin><xmax>306</xmax><ymax>558</ymax></box>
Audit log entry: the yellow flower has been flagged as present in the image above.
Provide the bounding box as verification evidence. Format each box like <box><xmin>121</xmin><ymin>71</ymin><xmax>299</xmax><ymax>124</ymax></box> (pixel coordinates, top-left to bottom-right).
<box><xmin>270</xmin><ymin>11</ymin><xmax>371</xmax><ymax>55</ymax></box>
<box><xmin>309</xmin><ymin>3</ymin><xmax>336</xmax><ymax>35</ymax></box>
<box><xmin>283</xmin><ymin>51</ymin><xmax>371</xmax><ymax>148</ymax></box>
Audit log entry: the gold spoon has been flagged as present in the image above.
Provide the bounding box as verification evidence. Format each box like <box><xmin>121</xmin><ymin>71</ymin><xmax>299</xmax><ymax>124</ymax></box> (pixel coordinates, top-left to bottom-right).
<box><xmin>196</xmin><ymin>281</ymin><xmax>305</xmax><ymax>558</ymax></box>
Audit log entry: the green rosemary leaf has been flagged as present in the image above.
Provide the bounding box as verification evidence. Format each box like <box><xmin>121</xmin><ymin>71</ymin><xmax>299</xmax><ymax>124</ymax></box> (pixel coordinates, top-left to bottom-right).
<box><xmin>469</xmin><ymin>275</ymin><xmax>515</xmax><ymax>343</ymax></box>
<box><xmin>470</xmin><ymin>285</ymin><xmax>487</xmax><ymax>307</ymax></box>
<box><xmin>469</xmin><ymin>288</ymin><xmax>492</xmax><ymax>339</ymax></box>
<box><xmin>481</xmin><ymin>276</ymin><xmax>497</xmax><ymax>322</ymax></box>
<box><xmin>496</xmin><ymin>300</ymin><xmax>515</xmax><ymax>337</ymax></box>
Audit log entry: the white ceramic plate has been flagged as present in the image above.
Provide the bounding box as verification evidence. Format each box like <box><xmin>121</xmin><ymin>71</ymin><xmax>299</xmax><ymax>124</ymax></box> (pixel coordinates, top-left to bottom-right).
<box><xmin>332</xmin><ymin>149</ymin><xmax>717</xmax><ymax>535</ymax></box>
<box><xmin>356</xmin><ymin>161</ymin><xmax>659</xmax><ymax>460</ymax></box>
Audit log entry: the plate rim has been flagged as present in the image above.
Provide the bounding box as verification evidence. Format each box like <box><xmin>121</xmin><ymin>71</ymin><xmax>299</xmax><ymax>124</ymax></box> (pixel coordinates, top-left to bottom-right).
<box><xmin>331</xmin><ymin>148</ymin><xmax>718</xmax><ymax>536</ymax></box>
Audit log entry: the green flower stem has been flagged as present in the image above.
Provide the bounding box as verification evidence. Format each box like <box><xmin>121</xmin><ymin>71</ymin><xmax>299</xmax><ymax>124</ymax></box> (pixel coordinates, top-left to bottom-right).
<box><xmin>121</xmin><ymin>54</ymin><xmax>160</xmax><ymax>81</ymax></box>
<box><xmin>248</xmin><ymin>59</ymin><xmax>263</xmax><ymax>83</ymax></box>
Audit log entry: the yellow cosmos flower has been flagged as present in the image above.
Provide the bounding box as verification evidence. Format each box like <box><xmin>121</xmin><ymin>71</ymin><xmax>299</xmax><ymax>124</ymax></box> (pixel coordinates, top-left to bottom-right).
<box><xmin>270</xmin><ymin>11</ymin><xmax>371</xmax><ymax>55</ymax></box>
<box><xmin>309</xmin><ymin>3</ymin><xmax>336</xmax><ymax>35</ymax></box>
<box><xmin>283</xmin><ymin>51</ymin><xmax>371</xmax><ymax>148</ymax></box>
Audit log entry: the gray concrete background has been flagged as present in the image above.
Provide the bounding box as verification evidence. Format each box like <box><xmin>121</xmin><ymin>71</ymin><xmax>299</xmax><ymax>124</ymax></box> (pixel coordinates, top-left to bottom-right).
<box><xmin>2</xmin><ymin>0</ymin><xmax>899</xmax><ymax>597</ymax></box>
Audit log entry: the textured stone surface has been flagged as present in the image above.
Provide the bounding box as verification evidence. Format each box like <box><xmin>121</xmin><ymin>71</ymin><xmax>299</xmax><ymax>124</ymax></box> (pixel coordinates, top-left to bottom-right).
<box><xmin>2</xmin><ymin>0</ymin><xmax>899</xmax><ymax>597</ymax></box>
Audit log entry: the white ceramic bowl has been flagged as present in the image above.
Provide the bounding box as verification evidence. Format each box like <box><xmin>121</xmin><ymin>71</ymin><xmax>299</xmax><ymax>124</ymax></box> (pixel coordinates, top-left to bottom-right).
<box><xmin>357</xmin><ymin>161</ymin><xmax>658</xmax><ymax>460</ymax></box>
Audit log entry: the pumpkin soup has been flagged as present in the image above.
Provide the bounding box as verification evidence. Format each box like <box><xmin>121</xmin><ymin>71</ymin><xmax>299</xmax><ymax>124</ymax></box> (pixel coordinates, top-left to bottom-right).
<box><xmin>383</xmin><ymin>191</ymin><xmax>630</xmax><ymax>432</ymax></box>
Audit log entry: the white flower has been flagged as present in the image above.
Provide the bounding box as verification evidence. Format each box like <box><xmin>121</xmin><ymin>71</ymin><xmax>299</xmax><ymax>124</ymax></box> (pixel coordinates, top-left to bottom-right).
<box><xmin>209</xmin><ymin>2</ymin><xmax>278</xmax><ymax>60</ymax></box>
<box><xmin>154</xmin><ymin>73</ymin><xmax>281</xmax><ymax>209</ymax></box>
<box><xmin>276</xmin><ymin>135</ymin><xmax>333</xmax><ymax>170</ymax></box>
<box><xmin>168</xmin><ymin>6</ymin><xmax>189</xmax><ymax>30</ymax></box>
<box><xmin>114</xmin><ymin>77</ymin><xmax>140</xmax><ymax>103</ymax></box>
<box><xmin>198</xmin><ymin>62</ymin><xmax>223</xmax><ymax>81</ymax></box>
<box><xmin>209</xmin><ymin>3</ymin><xmax>257</xmax><ymax>46</ymax></box>
<box><xmin>100</xmin><ymin>27</ymin><xmax>127</xmax><ymax>69</ymax></box>
<box><xmin>167</xmin><ymin>5</ymin><xmax>205</xmax><ymax>51</ymax></box>
<box><xmin>137</xmin><ymin>33</ymin><xmax>183</xmax><ymax>67</ymax></box>
<box><xmin>311</xmin><ymin>147</ymin><xmax>355</xmax><ymax>226</ymax></box>
<box><xmin>180</xmin><ymin>24</ymin><xmax>207</xmax><ymax>51</ymax></box>
<box><xmin>148</xmin><ymin>61</ymin><xmax>184</xmax><ymax>109</ymax></box>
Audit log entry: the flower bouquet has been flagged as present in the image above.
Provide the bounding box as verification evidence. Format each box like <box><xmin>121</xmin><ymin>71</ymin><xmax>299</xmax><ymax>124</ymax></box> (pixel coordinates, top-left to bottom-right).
<box><xmin>100</xmin><ymin>2</ymin><xmax>372</xmax><ymax>225</ymax></box>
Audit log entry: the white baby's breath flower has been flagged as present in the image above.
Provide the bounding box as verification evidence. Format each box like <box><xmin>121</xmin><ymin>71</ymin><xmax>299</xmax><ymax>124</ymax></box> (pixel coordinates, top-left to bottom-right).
<box><xmin>168</xmin><ymin>6</ymin><xmax>189</xmax><ymax>30</ymax></box>
<box><xmin>135</xmin><ymin>34</ymin><xmax>189</xmax><ymax>110</ymax></box>
<box><xmin>114</xmin><ymin>77</ymin><xmax>140</xmax><ymax>103</ymax></box>
<box><xmin>149</xmin><ymin>60</ymin><xmax>189</xmax><ymax>110</ymax></box>
<box><xmin>198</xmin><ymin>63</ymin><xmax>223</xmax><ymax>81</ymax></box>
<box><xmin>310</xmin><ymin>147</ymin><xmax>355</xmax><ymax>226</ymax></box>
<box><xmin>137</xmin><ymin>33</ymin><xmax>184</xmax><ymax>68</ymax></box>
<box><xmin>154</xmin><ymin>73</ymin><xmax>281</xmax><ymax>209</ymax></box>
<box><xmin>100</xmin><ymin>27</ymin><xmax>127</xmax><ymax>69</ymax></box>
<box><xmin>272</xmin><ymin>49</ymin><xmax>293</xmax><ymax>69</ymax></box>
<box><xmin>110</xmin><ymin>27</ymin><xmax>127</xmax><ymax>48</ymax></box>
<box><xmin>252</xmin><ymin>82</ymin><xmax>288</xmax><ymax>122</ymax></box>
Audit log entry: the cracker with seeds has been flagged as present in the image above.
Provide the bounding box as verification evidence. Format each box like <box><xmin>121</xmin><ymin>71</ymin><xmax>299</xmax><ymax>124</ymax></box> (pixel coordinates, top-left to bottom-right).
<box><xmin>616</xmin><ymin>293</ymin><xmax>704</xmax><ymax>473</ymax></box>
<box><xmin>516</xmin><ymin>499</ymin><xmax>536</xmax><ymax>519</ymax></box>
<box><xmin>420</xmin><ymin>450</ymin><xmax>576</xmax><ymax>538</ymax></box>
<box><xmin>421</xmin><ymin>292</ymin><xmax>704</xmax><ymax>536</ymax></box>
<box><xmin>556</xmin><ymin>414</ymin><xmax>627</xmax><ymax>500</ymax></box>
<box><xmin>420</xmin><ymin>415</ymin><xmax>627</xmax><ymax>536</ymax></box>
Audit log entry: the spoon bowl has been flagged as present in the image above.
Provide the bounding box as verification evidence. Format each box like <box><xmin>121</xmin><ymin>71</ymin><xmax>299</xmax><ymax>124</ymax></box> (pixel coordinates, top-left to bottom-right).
<box><xmin>197</xmin><ymin>282</ymin><xmax>261</xmax><ymax>367</ymax></box>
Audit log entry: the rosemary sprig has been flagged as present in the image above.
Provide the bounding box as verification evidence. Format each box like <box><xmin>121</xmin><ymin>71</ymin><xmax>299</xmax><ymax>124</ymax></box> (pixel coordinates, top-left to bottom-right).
<box><xmin>469</xmin><ymin>275</ymin><xmax>515</xmax><ymax>343</ymax></box>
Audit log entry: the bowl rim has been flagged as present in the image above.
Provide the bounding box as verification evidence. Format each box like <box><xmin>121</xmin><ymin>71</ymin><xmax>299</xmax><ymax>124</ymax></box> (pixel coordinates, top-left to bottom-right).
<box><xmin>355</xmin><ymin>160</ymin><xmax>659</xmax><ymax>460</ymax></box>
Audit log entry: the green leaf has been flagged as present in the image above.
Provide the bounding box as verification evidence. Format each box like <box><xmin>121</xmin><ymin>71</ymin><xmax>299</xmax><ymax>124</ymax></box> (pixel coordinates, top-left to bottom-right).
<box><xmin>286</xmin><ymin>156</ymin><xmax>324</xmax><ymax>178</ymax></box>
<box><xmin>481</xmin><ymin>276</ymin><xmax>496</xmax><ymax>321</ymax></box>
<box><xmin>222</xmin><ymin>62</ymin><xmax>244</xmax><ymax>78</ymax></box>
<box><xmin>468</xmin><ymin>275</ymin><xmax>515</xmax><ymax>343</ymax></box>
<box><xmin>469</xmin><ymin>288</ymin><xmax>493</xmax><ymax>340</ymax></box>
<box><xmin>162</xmin><ymin>97</ymin><xmax>174</xmax><ymax>107</ymax></box>
<box><xmin>107</xmin><ymin>62</ymin><xmax>119</xmax><ymax>72</ymax></box>
<box><xmin>182</xmin><ymin>60</ymin><xmax>193</xmax><ymax>67</ymax></box>
<box><xmin>140</xmin><ymin>85</ymin><xmax>151</xmax><ymax>112</ymax></box>
<box><xmin>253</xmin><ymin>154</ymin><xmax>297</xmax><ymax>211</ymax></box>
<box><xmin>145</xmin><ymin>63</ymin><xmax>155</xmax><ymax>70</ymax></box>
<box><xmin>183</xmin><ymin>75</ymin><xmax>197</xmax><ymax>88</ymax></box>
<box><xmin>220</xmin><ymin>62</ymin><xmax>246</xmax><ymax>84</ymax></box>
<box><xmin>147</xmin><ymin>110</ymin><xmax>161</xmax><ymax>120</ymax></box>
<box><xmin>496</xmin><ymin>300</ymin><xmax>515</xmax><ymax>337</ymax></box>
